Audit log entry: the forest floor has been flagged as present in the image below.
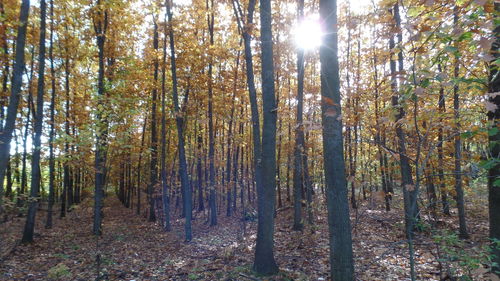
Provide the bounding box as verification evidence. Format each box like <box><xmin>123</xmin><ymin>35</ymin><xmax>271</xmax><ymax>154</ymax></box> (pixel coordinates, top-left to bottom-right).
<box><xmin>0</xmin><ymin>189</ymin><xmax>494</xmax><ymax>281</ymax></box>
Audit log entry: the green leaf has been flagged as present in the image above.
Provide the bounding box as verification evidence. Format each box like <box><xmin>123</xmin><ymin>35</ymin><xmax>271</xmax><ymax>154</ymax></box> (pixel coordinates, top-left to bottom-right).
<box><xmin>444</xmin><ymin>46</ymin><xmax>458</xmax><ymax>53</ymax></box>
<box><xmin>480</xmin><ymin>159</ymin><xmax>500</xmax><ymax>170</ymax></box>
<box><xmin>493</xmin><ymin>179</ymin><xmax>500</xmax><ymax>187</ymax></box>
<box><xmin>489</xmin><ymin>127</ymin><xmax>499</xmax><ymax>137</ymax></box>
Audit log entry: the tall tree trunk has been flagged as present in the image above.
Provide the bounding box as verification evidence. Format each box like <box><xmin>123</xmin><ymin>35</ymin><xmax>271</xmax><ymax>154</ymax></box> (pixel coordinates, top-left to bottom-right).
<box><xmin>226</xmin><ymin>56</ymin><xmax>239</xmax><ymax>217</ymax></box>
<box><xmin>137</xmin><ymin>115</ymin><xmax>147</xmax><ymax>216</ymax></box>
<box><xmin>63</xmin><ymin>48</ymin><xmax>72</xmax><ymax>211</ymax></box>
<box><xmin>206</xmin><ymin>0</ymin><xmax>217</xmax><ymax>226</ymax></box>
<box><xmin>437</xmin><ymin>64</ymin><xmax>450</xmax><ymax>215</ymax></box>
<box><xmin>319</xmin><ymin>0</ymin><xmax>354</xmax><ymax>279</ymax></box>
<box><xmin>161</xmin><ymin>11</ymin><xmax>171</xmax><ymax>231</ymax></box>
<box><xmin>232</xmin><ymin>0</ymin><xmax>261</xmax><ymax>218</ymax></box>
<box><xmin>452</xmin><ymin>7</ymin><xmax>468</xmax><ymax>239</ymax></box>
<box><xmin>373</xmin><ymin>51</ymin><xmax>391</xmax><ymax>211</ymax></box>
<box><xmin>391</xmin><ymin>3</ymin><xmax>417</xmax><ymax>237</ymax></box>
<box><xmin>293</xmin><ymin>0</ymin><xmax>305</xmax><ymax>231</ymax></box>
<box><xmin>392</xmin><ymin>3</ymin><xmax>418</xmax><ymax>279</ymax></box>
<box><xmin>166</xmin><ymin>0</ymin><xmax>191</xmax><ymax>242</ymax></box>
<box><xmin>0</xmin><ymin>0</ymin><xmax>9</xmax><ymax>126</ymax></box>
<box><xmin>0</xmin><ymin>0</ymin><xmax>30</xmax><ymax>212</ymax></box>
<box><xmin>253</xmin><ymin>0</ymin><xmax>278</xmax><ymax>275</ymax></box>
<box><xmin>92</xmin><ymin>0</ymin><xmax>108</xmax><ymax>236</ymax></box>
<box><xmin>276</xmin><ymin>117</ymin><xmax>283</xmax><ymax>209</ymax></box>
<box><xmin>18</xmin><ymin>48</ymin><xmax>35</xmax><ymax>211</ymax></box>
<box><xmin>22</xmin><ymin>0</ymin><xmax>46</xmax><ymax>243</ymax></box>
<box><xmin>148</xmin><ymin>19</ymin><xmax>159</xmax><ymax>223</ymax></box>
<box><xmin>19</xmin><ymin>70</ymin><xmax>33</xmax><ymax>210</ymax></box>
<box><xmin>197</xmin><ymin>123</ymin><xmax>204</xmax><ymax>211</ymax></box>
<box><xmin>488</xmin><ymin>3</ymin><xmax>500</xmax><ymax>274</ymax></box>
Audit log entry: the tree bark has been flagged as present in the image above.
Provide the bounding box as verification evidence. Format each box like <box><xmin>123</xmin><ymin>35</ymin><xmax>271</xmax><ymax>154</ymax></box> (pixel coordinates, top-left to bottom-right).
<box><xmin>437</xmin><ymin>64</ymin><xmax>450</xmax><ymax>216</ymax></box>
<box><xmin>253</xmin><ymin>0</ymin><xmax>279</xmax><ymax>275</ymax></box>
<box><xmin>319</xmin><ymin>0</ymin><xmax>354</xmax><ymax>279</ymax></box>
<box><xmin>0</xmin><ymin>0</ymin><xmax>30</xmax><ymax>212</ymax></box>
<box><xmin>452</xmin><ymin>7</ymin><xmax>469</xmax><ymax>239</ymax></box>
<box><xmin>148</xmin><ymin>18</ymin><xmax>159</xmax><ymax>223</ymax></box>
<box><xmin>161</xmin><ymin>9</ymin><xmax>171</xmax><ymax>231</ymax></box>
<box><xmin>92</xmin><ymin>0</ymin><xmax>108</xmax><ymax>236</ymax></box>
<box><xmin>166</xmin><ymin>0</ymin><xmax>191</xmax><ymax>242</ymax></box>
<box><xmin>22</xmin><ymin>0</ymin><xmax>46</xmax><ymax>243</ymax></box>
<box><xmin>488</xmin><ymin>3</ymin><xmax>500</xmax><ymax>274</ymax></box>
<box><xmin>293</xmin><ymin>0</ymin><xmax>305</xmax><ymax>231</ymax></box>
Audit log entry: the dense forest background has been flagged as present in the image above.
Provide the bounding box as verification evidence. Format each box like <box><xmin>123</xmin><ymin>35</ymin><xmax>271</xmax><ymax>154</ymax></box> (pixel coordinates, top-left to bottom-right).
<box><xmin>0</xmin><ymin>0</ymin><xmax>499</xmax><ymax>280</ymax></box>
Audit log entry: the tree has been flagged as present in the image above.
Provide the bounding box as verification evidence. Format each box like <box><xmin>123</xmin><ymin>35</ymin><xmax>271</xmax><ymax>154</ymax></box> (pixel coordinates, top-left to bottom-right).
<box><xmin>148</xmin><ymin>16</ymin><xmax>159</xmax><ymax>223</ymax></box>
<box><xmin>253</xmin><ymin>0</ymin><xmax>278</xmax><ymax>275</ymax></box>
<box><xmin>293</xmin><ymin>0</ymin><xmax>305</xmax><ymax>231</ymax></box>
<box><xmin>0</xmin><ymin>0</ymin><xmax>30</xmax><ymax>213</ymax></box>
<box><xmin>231</xmin><ymin>0</ymin><xmax>261</xmax><ymax>226</ymax></box>
<box><xmin>92</xmin><ymin>0</ymin><xmax>108</xmax><ymax>236</ymax></box>
<box><xmin>22</xmin><ymin>0</ymin><xmax>46</xmax><ymax>243</ymax></box>
<box><xmin>207</xmin><ymin>0</ymin><xmax>217</xmax><ymax>226</ymax></box>
<box><xmin>488</xmin><ymin>2</ymin><xmax>500</xmax><ymax>275</ymax></box>
<box><xmin>45</xmin><ymin>0</ymin><xmax>56</xmax><ymax>229</ymax></box>
<box><xmin>166</xmin><ymin>0</ymin><xmax>191</xmax><ymax>242</ymax></box>
<box><xmin>319</xmin><ymin>0</ymin><xmax>354</xmax><ymax>279</ymax></box>
<box><xmin>452</xmin><ymin>7</ymin><xmax>469</xmax><ymax>240</ymax></box>
<box><xmin>160</xmin><ymin>4</ymin><xmax>171</xmax><ymax>232</ymax></box>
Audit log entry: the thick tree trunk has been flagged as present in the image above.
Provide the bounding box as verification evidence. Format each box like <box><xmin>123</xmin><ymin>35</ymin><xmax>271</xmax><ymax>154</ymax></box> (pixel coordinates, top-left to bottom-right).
<box><xmin>253</xmin><ymin>0</ymin><xmax>279</xmax><ymax>275</ymax></box>
<box><xmin>319</xmin><ymin>0</ymin><xmax>354</xmax><ymax>279</ymax></box>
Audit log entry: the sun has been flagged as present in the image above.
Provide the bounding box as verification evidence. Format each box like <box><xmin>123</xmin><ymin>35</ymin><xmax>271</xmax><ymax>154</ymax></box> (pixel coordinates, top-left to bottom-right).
<box><xmin>293</xmin><ymin>17</ymin><xmax>323</xmax><ymax>50</ymax></box>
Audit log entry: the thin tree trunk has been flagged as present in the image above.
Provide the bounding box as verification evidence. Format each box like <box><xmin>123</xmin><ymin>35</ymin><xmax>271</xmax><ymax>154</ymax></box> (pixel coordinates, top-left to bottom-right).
<box><xmin>92</xmin><ymin>0</ymin><xmax>108</xmax><ymax>236</ymax></box>
<box><xmin>293</xmin><ymin>0</ymin><xmax>305</xmax><ymax>231</ymax></box>
<box><xmin>437</xmin><ymin>64</ymin><xmax>450</xmax><ymax>215</ymax></box>
<box><xmin>232</xmin><ymin>0</ymin><xmax>261</xmax><ymax>217</ymax></box>
<box><xmin>206</xmin><ymin>0</ymin><xmax>217</xmax><ymax>226</ymax></box>
<box><xmin>148</xmin><ymin>19</ymin><xmax>159</xmax><ymax>222</ymax></box>
<box><xmin>452</xmin><ymin>7</ymin><xmax>468</xmax><ymax>239</ymax></box>
<box><xmin>197</xmin><ymin>123</ymin><xmax>204</xmax><ymax>211</ymax></box>
<box><xmin>0</xmin><ymin>0</ymin><xmax>30</xmax><ymax>212</ymax></box>
<box><xmin>161</xmin><ymin>10</ymin><xmax>171</xmax><ymax>231</ymax></box>
<box><xmin>166</xmin><ymin>0</ymin><xmax>191</xmax><ymax>241</ymax></box>
<box><xmin>137</xmin><ymin>115</ymin><xmax>147</xmax><ymax>216</ymax></box>
<box><xmin>22</xmin><ymin>0</ymin><xmax>46</xmax><ymax>243</ymax></box>
<box><xmin>226</xmin><ymin>55</ymin><xmax>239</xmax><ymax>216</ymax></box>
<box><xmin>63</xmin><ymin>47</ymin><xmax>72</xmax><ymax>211</ymax></box>
<box><xmin>392</xmin><ymin>3</ymin><xmax>417</xmax><ymax>279</ymax></box>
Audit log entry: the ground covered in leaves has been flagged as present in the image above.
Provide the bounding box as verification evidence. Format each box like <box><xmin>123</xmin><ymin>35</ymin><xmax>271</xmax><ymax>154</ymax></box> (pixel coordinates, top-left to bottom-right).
<box><xmin>0</xmin><ymin>190</ymin><xmax>494</xmax><ymax>281</ymax></box>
